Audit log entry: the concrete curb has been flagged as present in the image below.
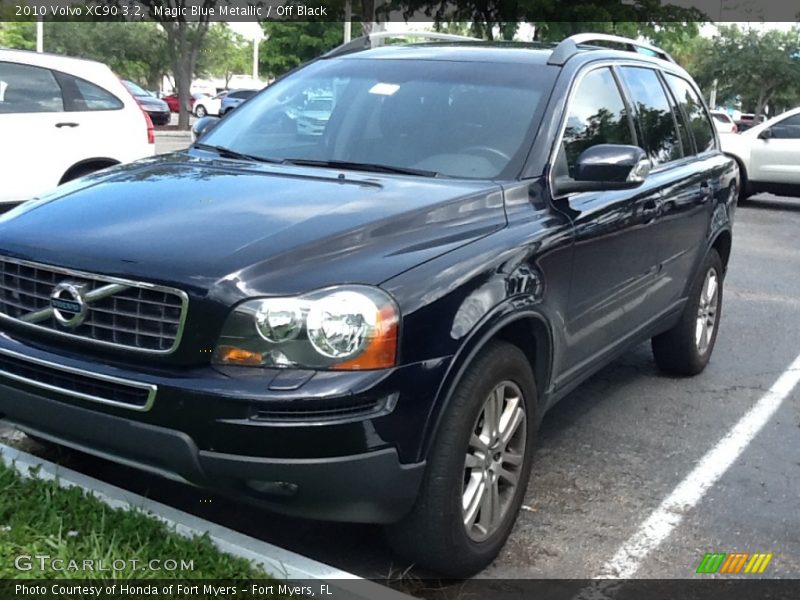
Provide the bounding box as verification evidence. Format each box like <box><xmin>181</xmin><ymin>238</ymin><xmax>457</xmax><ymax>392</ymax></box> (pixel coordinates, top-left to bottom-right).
<box><xmin>0</xmin><ymin>443</ymin><xmax>414</xmax><ymax>600</ymax></box>
<box><xmin>154</xmin><ymin>130</ymin><xmax>193</xmax><ymax>138</ymax></box>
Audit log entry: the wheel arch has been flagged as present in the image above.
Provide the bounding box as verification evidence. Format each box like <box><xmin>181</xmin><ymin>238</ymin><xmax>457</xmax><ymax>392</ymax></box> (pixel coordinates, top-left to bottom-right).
<box><xmin>59</xmin><ymin>158</ymin><xmax>119</xmax><ymax>184</ymax></box>
<box><xmin>711</xmin><ymin>229</ymin><xmax>733</xmax><ymax>273</ymax></box>
<box><xmin>419</xmin><ymin>306</ymin><xmax>554</xmax><ymax>462</ymax></box>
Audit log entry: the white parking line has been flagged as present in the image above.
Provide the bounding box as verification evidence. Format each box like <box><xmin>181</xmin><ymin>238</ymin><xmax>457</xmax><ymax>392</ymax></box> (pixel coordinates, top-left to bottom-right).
<box><xmin>0</xmin><ymin>443</ymin><xmax>413</xmax><ymax>600</ymax></box>
<box><xmin>595</xmin><ymin>352</ymin><xmax>800</xmax><ymax>579</ymax></box>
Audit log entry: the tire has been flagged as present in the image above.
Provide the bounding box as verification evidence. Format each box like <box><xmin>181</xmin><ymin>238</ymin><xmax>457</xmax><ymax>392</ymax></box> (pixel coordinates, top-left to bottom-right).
<box><xmin>652</xmin><ymin>249</ymin><xmax>724</xmax><ymax>376</ymax></box>
<box><xmin>60</xmin><ymin>164</ymin><xmax>105</xmax><ymax>184</ymax></box>
<box><xmin>385</xmin><ymin>341</ymin><xmax>537</xmax><ymax>577</ymax></box>
<box><xmin>195</xmin><ymin>105</ymin><xmax>207</xmax><ymax>118</ymax></box>
<box><xmin>732</xmin><ymin>157</ymin><xmax>752</xmax><ymax>203</ymax></box>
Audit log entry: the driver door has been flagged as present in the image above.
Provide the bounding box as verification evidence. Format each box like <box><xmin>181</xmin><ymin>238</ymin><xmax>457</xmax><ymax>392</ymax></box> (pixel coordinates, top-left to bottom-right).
<box><xmin>553</xmin><ymin>67</ymin><xmax>662</xmax><ymax>385</ymax></box>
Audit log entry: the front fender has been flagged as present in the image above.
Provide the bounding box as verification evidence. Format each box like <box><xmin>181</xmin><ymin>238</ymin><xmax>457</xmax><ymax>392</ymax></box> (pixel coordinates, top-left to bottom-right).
<box><xmin>417</xmin><ymin>301</ymin><xmax>554</xmax><ymax>462</ymax></box>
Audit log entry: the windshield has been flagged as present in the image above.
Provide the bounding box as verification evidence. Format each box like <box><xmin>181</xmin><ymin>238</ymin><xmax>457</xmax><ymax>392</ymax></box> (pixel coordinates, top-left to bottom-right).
<box><xmin>201</xmin><ymin>58</ymin><xmax>555</xmax><ymax>179</ymax></box>
<box><xmin>123</xmin><ymin>80</ymin><xmax>149</xmax><ymax>97</ymax></box>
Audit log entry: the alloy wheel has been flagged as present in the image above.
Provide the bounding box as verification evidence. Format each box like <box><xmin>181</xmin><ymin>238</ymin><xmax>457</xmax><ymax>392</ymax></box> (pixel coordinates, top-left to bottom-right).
<box><xmin>462</xmin><ymin>381</ymin><xmax>527</xmax><ymax>542</ymax></box>
<box><xmin>695</xmin><ymin>267</ymin><xmax>719</xmax><ymax>354</ymax></box>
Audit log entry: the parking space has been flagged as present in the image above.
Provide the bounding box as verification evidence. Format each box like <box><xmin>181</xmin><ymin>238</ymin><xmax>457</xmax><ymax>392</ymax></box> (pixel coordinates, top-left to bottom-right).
<box><xmin>2</xmin><ymin>194</ymin><xmax>798</xmax><ymax>583</ymax></box>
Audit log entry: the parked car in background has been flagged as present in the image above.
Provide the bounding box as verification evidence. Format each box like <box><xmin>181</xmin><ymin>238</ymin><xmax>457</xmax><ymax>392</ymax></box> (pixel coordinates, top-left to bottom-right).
<box><xmin>735</xmin><ymin>112</ymin><xmax>766</xmax><ymax>132</ymax></box>
<box><xmin>219</xmin><ymin>88</ymin><xmax>258</xmax><ymax>115</ymax></box>
<box><xmin>194</xmin><ymin>91</ymin><xmax>228</xmax><ymax>117</ymax></box>
<box><xmin>0</xmin><ymin>33</ymin><xmax>737</xmax><ymax>576</ymax></box>
<box><xmin>163</xmin><ymin>92</ymin><xmax>205</xmax><ymax>114</ymax></box>
<box><xmin>0</xmin><ymin>49</ymin><xmax>154</xmax><ymax>208</ymax></box>
<box><xmin>710</xmin><ymin>110</ymin><xmax>737</xmax><ymax>134</ymax></box>
<box><xmin>122</xmin><ymin>80</ymin><xmax>170</xmax><ymax>126</ymax></box>
<box><xmin>296</xmin><ymin>96</ymin><xmax>334</xmax><ymax>136</ymax></box>
<box><xmin>722</xmin><ymin>106</ymin><xmax>800</xmax><ymax>201</ymax></box>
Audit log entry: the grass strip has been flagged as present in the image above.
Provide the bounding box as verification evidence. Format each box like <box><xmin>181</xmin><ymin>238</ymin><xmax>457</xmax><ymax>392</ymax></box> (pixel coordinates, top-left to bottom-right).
<box><xmin>0</xmin><ymin>461</ymin><xmax>268</xmax><ymax>579</ymax></box>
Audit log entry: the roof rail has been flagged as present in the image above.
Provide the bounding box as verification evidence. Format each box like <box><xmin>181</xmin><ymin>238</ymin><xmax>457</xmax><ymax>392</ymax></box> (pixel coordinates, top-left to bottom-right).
<box><xmin>547</xmin><ymin>33</ymin><xmax>676</xmax><ymax>66</ymax></box>
<box><xmin>323</xmin><ymin>31</ymin><xmax>481</xmax><ymax>59</ymax></box>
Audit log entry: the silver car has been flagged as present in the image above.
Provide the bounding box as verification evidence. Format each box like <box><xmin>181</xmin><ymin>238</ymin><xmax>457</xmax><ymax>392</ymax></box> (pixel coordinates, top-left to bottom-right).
<box><xmin>219</xmin><ymin>89</ymin><xmax>258</xmax><ymax>116</ymax></box>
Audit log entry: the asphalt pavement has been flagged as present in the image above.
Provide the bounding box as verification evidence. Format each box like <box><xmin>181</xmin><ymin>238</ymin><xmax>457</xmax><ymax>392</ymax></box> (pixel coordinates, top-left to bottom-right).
<box><xmin>2</xmin><ymin>193</ymin><xmax>798</xmax><ymax>583</ymax></box>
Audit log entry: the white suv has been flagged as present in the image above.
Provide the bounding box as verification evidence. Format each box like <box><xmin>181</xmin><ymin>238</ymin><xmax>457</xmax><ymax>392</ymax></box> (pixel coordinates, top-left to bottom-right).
<box><xmin>0</xmin><ymin>49</ymin><xmax>155</xmax><ymax>208</ymax></box>
<box><xmin>722</xmin><ymin>106</ymin><xmax>800</xmax><ymax>201</ymax></box>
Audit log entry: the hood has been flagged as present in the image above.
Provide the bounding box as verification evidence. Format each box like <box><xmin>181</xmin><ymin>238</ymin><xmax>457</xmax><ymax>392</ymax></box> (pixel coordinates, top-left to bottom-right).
<box><xmin>0</xmin><ymin>153</ymin><xmax>505</xmax><ymax>303</ymax></box>
<box><xmin>138</xmin><ymin>96</ymin><xmax>168</xmax><ymax>110</ymax></box>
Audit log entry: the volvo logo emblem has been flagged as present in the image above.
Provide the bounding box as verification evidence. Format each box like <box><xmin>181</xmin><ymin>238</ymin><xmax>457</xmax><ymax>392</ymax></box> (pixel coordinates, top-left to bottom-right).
<box><xmin>50</xmin><ymin>282</ymin><xmax>88</xmax><ymax>328</ymax></box>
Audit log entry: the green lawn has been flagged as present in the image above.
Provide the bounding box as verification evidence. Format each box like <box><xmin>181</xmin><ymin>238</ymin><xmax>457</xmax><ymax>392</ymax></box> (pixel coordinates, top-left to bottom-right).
<box><xmin>0</xmin><ymin>461</ymin><xmax>268</xmax><ymax>579</ymax></box>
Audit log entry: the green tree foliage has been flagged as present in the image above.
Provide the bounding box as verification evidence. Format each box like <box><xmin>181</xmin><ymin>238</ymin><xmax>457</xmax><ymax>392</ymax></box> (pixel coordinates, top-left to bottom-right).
<box><xmin>0</xmin><ymin>22</ymin><xmax>36</xmax><ymax>50</ymax></box>
<box><xmin>699</xmin><ymin>25</ymin><xmax>800</xmax><ymax>117</ymax></box>
<box><xmin>259</xmin><ymin>21</ymin><xmax>363</xmax><ymax>79</ymax></box>
<box><xmin>196</xmin><ymin>23</ymin><xmax>250</xmax><ymax>87</ymax></box>
<box><xmin>138</xmin><ymin>0</ymin><xmax>218</xmax><ymax>128</ymax></box>
<box><xmin>389</xmin><ymin>0</ymin><xmax>705</xmax><ymax>41</ymax></box>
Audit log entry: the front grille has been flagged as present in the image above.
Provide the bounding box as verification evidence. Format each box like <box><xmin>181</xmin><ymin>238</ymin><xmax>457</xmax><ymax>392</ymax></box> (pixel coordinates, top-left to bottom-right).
<box><xmin>252</xmin><ymin>396</ymin><xmax>387</xmax><ymax>423</ymax></box>
<box><xmin>0</xmin><ymin>257</ymin><xmax>187</xmax><ymax>353</ymax></box>
<box><xmin>0</xmin><ymin>349</ymin><xmax>156</xmax><ymax>410</ymax></box>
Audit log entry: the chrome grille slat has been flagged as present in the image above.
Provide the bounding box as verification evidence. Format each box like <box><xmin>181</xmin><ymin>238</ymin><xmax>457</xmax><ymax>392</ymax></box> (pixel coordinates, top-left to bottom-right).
<box><xmin>86</xmin><ymin>305</ymin><xmax>181</xmax><ymax>324</ymax></box>
<box><xmin>0</xmin><ymin>256</ymin><xmax>188</xmax><ymax>354</ymax></box>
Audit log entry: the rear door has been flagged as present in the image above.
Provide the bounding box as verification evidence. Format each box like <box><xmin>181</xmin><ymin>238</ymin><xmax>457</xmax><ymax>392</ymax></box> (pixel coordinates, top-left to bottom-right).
<box><xmin>0</xmin><ymin>61</ymin><xmax>70</xmax><ymax>204</ymax></box>
<box><xmin>654</xmin><ymin>72</ymin><xmax>727</xmax><ymax>304</ymax></box>
<box><xmin>748</xmin><ymin>113</ymin><xmax>800</xmax><ymax>185</ymax></box>
<box><xmin>53</xmin><ymin>70</ymin><xmax>144</xmax><ymax>166</ymax></box>
<box><xmin>617</xmin><ymin>66</ymin><xmax>714</xmax><ymax>314</ymax></box>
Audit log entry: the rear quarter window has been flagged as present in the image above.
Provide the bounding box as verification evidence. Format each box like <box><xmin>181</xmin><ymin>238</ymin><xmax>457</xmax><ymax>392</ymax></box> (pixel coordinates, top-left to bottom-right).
<box><xmin>56</xmin><ymin>72</ymin><xmax>123</xmax><ymax>111</ymax></box>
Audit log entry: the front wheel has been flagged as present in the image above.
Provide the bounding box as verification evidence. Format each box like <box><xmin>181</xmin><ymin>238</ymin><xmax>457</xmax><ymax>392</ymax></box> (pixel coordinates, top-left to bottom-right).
<box><xmin>385</xmin><ymin>341</ymin><xmax>537</xmax><ymax>577</ymax></box>
<box><xmin>652</xmin><ymin>249</ymin><xmax>724</xmax><ymax>375</ymax></box>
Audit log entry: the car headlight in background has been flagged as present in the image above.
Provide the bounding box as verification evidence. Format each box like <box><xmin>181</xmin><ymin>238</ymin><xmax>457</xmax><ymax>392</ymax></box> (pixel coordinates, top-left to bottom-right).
<box><xmin>213</xmin><ymin>286</ymin><xmax>399</xmax><ymax>370</ymax></box>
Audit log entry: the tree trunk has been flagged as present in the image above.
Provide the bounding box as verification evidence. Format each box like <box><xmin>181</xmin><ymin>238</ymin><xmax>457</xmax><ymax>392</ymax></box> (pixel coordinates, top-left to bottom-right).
<box><xmin>175</xmin><ymin>61</ymin><xmax>192</xmax><ymax>129</ymax></box>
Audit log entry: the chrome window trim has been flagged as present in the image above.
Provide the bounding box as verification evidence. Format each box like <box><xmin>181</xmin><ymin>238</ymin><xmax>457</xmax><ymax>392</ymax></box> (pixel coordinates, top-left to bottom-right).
<box><xmin>0</xmin><ymin>346</ymin><xmax>157</xmax><ymax>411</ymax></box>
<box><xmin>548</xmin><ymin>59</ymin><xmax>696</xmax><ymax>201</ymax></box>
<box><xmin>0</xmin><ymin>255</ymin><xmax>189</xmax><ymax>355</ymax></box>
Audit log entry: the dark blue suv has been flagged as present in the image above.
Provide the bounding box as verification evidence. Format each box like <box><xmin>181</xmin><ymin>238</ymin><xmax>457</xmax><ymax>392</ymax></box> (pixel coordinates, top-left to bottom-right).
<box><xmin>0</xmin><ymin>33</ymin><xmax>737</xmax><ymax>576</ymax></box>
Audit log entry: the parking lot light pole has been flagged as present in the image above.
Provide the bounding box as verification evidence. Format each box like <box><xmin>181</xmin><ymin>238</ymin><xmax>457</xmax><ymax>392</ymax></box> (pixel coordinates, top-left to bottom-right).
<box><xmin>344</xmin><ymin>1</ymin><xmax>352</xmax><ymax>43</ymax></box>
<box><xmin>251</xmin><ymin>29</ymin><xmax>265</xmax><ymax>83</ymax></box>
<box><xmin>36</xmin><ymin>18</ymin><xmax>43</xmax><ymax>53</ymax></box>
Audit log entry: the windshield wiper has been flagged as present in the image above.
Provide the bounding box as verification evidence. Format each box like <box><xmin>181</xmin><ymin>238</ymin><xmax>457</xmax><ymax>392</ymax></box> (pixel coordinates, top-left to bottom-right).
<box><xmin>193</xmin><ymin>143</ymin><xmax>282</xmax><ymax>164</ymax></box>
<box><xmin>282</xmin><ymin>159</ymin><xmax>441</xmax><ymax>178</ymax></box>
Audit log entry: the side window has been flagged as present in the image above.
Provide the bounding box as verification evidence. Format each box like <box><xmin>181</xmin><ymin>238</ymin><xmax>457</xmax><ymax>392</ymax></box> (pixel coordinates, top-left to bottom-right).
<box><xmin>664</xmin><ymin>74</ymin><xmax>715</xmax><ymax>153</ymax></box>
<box><xmin>617</xmin><ymin>67</ymin><xmax>682</xmax><ymax>165</ymax></box>
<box><xmin>0</xmin><ymin>61</ymin><xmax>63</xmax><ymax>113</ymax></box>
<box><xmin>68</xmin><ymin>75</ymin><xmax>123</xmax><ymax>111</ymax></box>
<box><xmin>769</xmin><ymin>114</ymin><xmax>800</xmax><ymax>139</ymax></box>
<box><xmin>560</xmin><ymin>67</ymin><xmax>634</xmax><ymax>177</ymax></box>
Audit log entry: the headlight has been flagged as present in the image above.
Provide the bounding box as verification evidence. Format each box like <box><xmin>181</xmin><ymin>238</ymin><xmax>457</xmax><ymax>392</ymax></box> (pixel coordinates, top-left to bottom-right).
<box><xmin>212</xmin><ymin>286</ymin><xmax>399</xmax><ymax>370</ymax></box>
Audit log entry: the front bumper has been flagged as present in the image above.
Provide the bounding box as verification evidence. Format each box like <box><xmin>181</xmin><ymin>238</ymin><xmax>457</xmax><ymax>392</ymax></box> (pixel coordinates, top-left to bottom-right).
<box><xmin>0</xmin><ymin>333</ymin><xmax>445</xmax><ymax>523</ymax></box>
<box><xmin>145</xmin><ymin>109</ymin><xmax>171</xmax><ymax>125</ymax></box>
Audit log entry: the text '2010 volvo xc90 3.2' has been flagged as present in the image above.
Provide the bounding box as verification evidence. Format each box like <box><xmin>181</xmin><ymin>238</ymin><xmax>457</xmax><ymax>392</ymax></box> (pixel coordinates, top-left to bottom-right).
<box><xmin>0</xmin><ymin>33</ymin><xmax>737</xmax><ymax>576</ymax></box>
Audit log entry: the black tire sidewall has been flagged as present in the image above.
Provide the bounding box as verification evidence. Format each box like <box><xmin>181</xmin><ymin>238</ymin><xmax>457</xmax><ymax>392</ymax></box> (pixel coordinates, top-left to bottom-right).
<box><xmin>653</xmin><ymin>248</ymin><xmax>724</xmax><ymax>375</ymax></box>
<box><xmin>389</xmin><ymin>341</ymin><xmax>538</xmax><ymax>575</ymax></box>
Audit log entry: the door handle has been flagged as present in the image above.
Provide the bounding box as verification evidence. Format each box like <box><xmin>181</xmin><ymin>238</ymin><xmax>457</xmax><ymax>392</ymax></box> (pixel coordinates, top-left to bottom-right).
<box><xmin>642</xmin><ymin>198</ymin><xmax>661</xmax><ymax>222</ymax></box>
<box><xmin>699</xmin><ymin>180</ymin><xmax>713</xmax><ymax>202</ymax></box>
<box><xmin>55</xmin><ymin>122</ymin><xmax>79</xmax><ymax>128</ymax></box>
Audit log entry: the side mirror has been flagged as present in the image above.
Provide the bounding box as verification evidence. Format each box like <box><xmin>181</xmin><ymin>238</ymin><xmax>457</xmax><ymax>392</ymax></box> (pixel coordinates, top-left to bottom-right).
<box><xmin>555</xmin><ymin>144</ymin><xmax>650</xmax><ymax>195</ymax></box>
<box><xmin>191</xmin><ymin>116</ymin><xmax>220</xmax><ymax>142</ymax></box>
<box><xmin>757</xmin><ymin>128</ymin><xmax>772</xmax><ymax>140</ymax></box>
